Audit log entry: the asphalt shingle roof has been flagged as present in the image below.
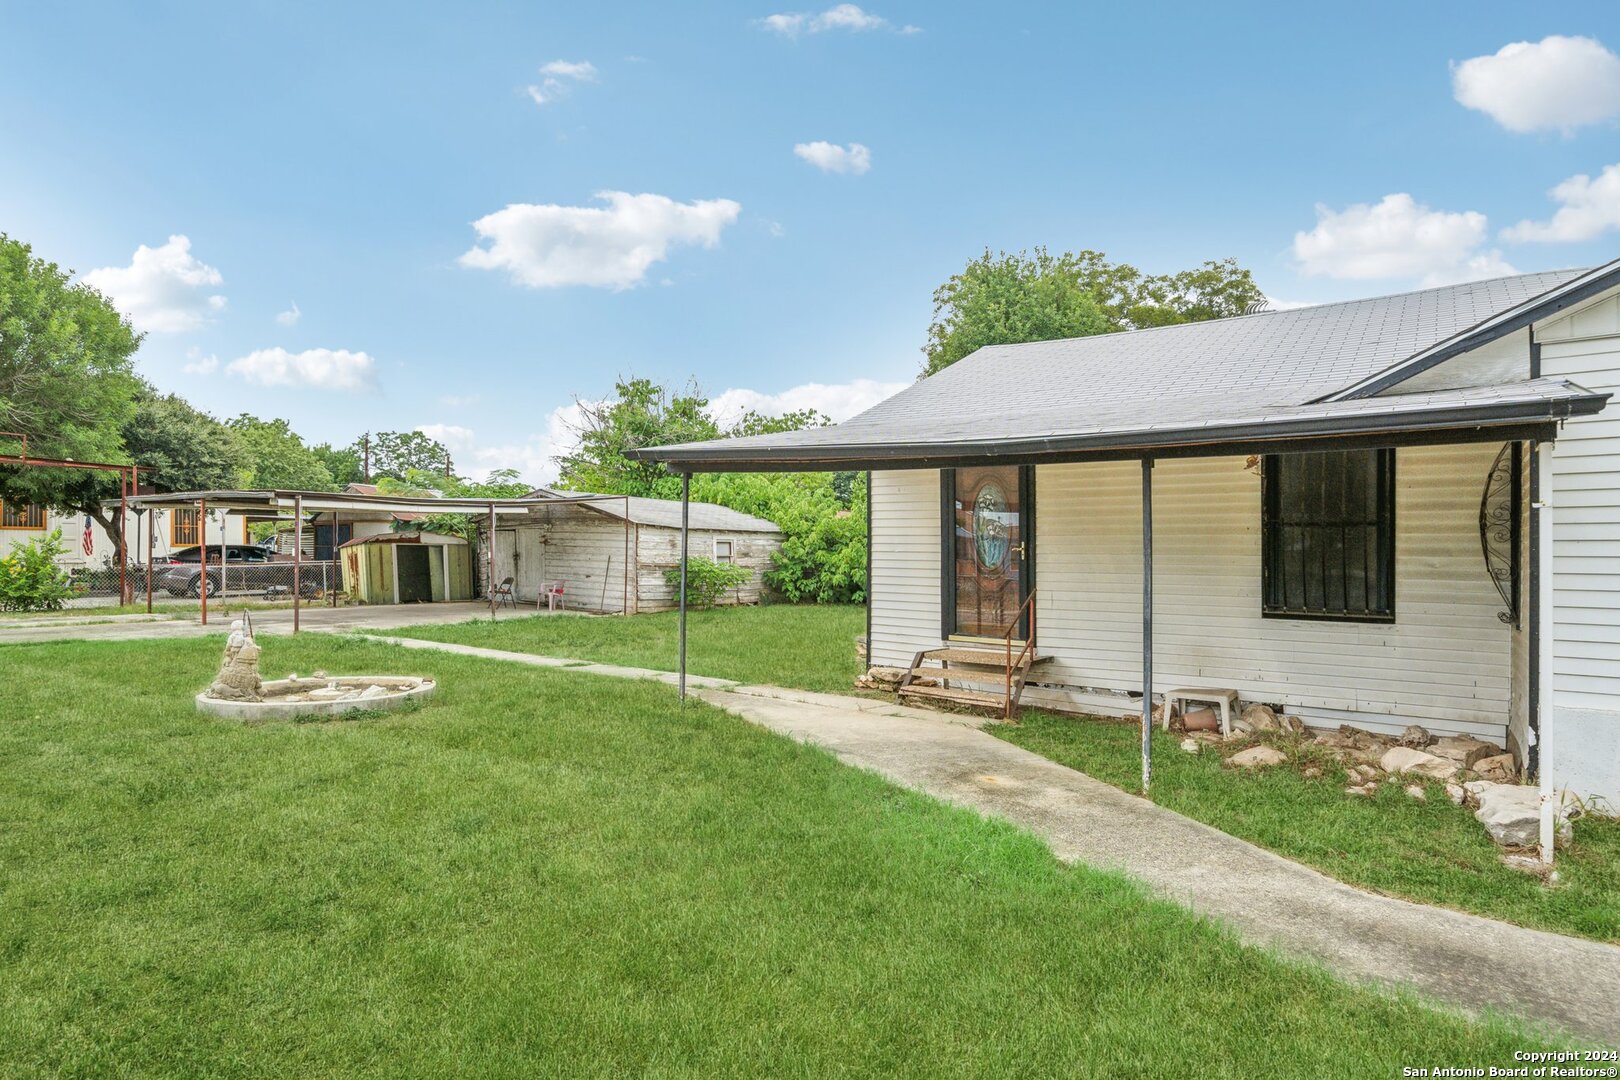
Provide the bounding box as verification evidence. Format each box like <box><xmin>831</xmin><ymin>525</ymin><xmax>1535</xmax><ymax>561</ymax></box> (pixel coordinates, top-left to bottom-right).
<box><xmin>636</xmin><ymin>268</ymin><xmax>1615</xmax><ymax>468</ymax></box>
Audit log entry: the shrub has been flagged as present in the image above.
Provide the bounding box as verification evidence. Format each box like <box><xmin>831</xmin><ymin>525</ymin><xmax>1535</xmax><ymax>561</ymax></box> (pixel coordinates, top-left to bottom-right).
<box><xmin>664</xmin><ymin>556</ymin><xmax>751</xmax><ymax>609</ymax></box>
<box><xmin>0</xmin><ymin>530</ymin><xmax>74</xmax><ymax>612</ymax></box>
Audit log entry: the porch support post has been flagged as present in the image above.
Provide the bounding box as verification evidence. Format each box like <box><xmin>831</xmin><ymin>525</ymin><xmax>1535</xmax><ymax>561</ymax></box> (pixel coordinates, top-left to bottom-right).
<box><xmin>293</xmin><ymin>495</ymin><xmax>303</xmax><ymax>634</ymax></box>
<box><xmin>1533</xmin><ymin>440</ymin><xmax>1556</xmax><ymax>864</ymax></box>
<box><xmin>488</xmin><ymin>503</ymin><xmax>497</xmax><ymax>619</ymax></box>
<box><xmin>1141</xmin><ymin>456</ymin><xmax>1154</xmax><ymax>795</ymax></box>
<box><xmin>679</xmin><ymin>472</ymin><xmax>690</xmax><ymax>703</ymax></box>
<box><xmin>144</xmin><ymin>506</ymin><xmax>153</xmax><ymax>613</ymax></box>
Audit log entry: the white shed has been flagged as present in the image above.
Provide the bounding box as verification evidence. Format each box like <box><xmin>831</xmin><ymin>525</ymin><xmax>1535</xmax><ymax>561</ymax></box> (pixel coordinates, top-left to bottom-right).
<box><xmin>480</xmin><ymin>488</ymin><xmax>783</xmax><ymax>613</ymax></box>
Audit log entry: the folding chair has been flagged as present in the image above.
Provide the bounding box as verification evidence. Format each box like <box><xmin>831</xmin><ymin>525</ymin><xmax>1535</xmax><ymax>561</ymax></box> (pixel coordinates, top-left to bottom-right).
<box><xmin>493</xmin><ymin>576</ymin><xmax>517</xmax><ymax>609</ymax></box>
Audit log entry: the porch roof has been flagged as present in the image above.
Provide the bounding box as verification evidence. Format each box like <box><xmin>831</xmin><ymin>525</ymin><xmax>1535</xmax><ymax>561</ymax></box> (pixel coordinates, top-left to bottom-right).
<box><xmin>631</xmin><ymin>265</ymin><xmax>1618</xmax><ymax>472</ymax></box>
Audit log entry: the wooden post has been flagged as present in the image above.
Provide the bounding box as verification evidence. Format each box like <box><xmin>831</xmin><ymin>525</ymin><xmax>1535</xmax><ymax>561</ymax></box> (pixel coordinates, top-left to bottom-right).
<box><xmin>488</xmin><ymin>502</ymin><xmax>497</xmax><ymax>619</ymax></box>
<box><xmin>293</xmin><ymin>494</ymin><xmax>303</xmax><ymax>634</ymax></box>
<box><xmin>1141</xmin><ymin>457</ymin><xmax>1154</xmax><ymax>795</ymax></box>
<box><xmin>679</xmin><ymin>473</ymin><xmax>690</xmax><ymax>703</ymax></box>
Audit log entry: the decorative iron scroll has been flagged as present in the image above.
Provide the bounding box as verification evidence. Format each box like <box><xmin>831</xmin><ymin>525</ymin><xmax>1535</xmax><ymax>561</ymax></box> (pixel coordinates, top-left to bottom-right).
<box><xmin>1478</xmin><ymin>443</ymin><xmax>1520</xmax><ymax>627</ymax></box>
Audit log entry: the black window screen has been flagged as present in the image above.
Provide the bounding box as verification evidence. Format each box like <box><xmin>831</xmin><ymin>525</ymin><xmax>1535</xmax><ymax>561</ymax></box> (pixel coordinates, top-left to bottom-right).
<box><xmin>1262</xmin><ymin>449</ymin><xmax>1395</xmax><ymax>621</ymax></box>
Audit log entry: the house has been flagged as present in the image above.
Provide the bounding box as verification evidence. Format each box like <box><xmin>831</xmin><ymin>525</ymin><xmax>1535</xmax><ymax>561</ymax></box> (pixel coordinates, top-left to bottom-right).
<box><xmin>478</xmin><ymin>488</ymin><xmax>783</xmax><ymax>612</ymax></box>
<box><xmin>1</xmin><ymin>500</ymin><xmax>254</xmax><ymax>569</ymax></box>
<box><xmin>634</xmin><ymin>262</ymin><xmax>1620</xmax><ymax>808</ymax></box>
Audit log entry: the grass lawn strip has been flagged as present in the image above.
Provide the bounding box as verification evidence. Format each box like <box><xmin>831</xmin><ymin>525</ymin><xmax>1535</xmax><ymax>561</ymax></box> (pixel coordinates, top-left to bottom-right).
<box><xmin>0</xmin><ymin>636</ymin><xmax>1554</xmax><ymax>1075</ymax></box>
<box><xmin>382</xmin><ymin>604</ymin><xmax>867</xmax><ymax>695</ymax></box>
<box><xmin>993</xmin><ymin>712</ymin><xmax>1620</xmax><ymax>944</ymax></box>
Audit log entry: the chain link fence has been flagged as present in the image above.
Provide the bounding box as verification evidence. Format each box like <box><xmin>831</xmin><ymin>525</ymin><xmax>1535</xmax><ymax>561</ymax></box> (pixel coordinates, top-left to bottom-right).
<box><xmin>64</xmin><ymin>561</ymin><xmax>344</xmax><ymax>608</ymax></box>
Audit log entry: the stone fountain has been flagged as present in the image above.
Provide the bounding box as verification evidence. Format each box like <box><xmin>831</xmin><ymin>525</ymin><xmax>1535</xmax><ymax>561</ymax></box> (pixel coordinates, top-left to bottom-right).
<box><xmin>195</xmin><ymin>611</ymin><xmax>435</xmax><ymax>721</ymax></box>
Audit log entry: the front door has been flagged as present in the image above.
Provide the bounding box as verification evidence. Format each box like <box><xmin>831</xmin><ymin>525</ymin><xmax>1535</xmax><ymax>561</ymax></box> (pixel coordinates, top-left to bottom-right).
<box><xmin>943</xmin><ymin>465</ymin><xmax>1033</xmax><ymax>640</ymax></box>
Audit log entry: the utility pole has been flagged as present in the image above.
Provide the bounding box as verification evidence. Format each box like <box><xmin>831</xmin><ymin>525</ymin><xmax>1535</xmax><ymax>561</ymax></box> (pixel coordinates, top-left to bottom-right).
<box><xmin>361</xmin><ymin>433</ymin><xmax>371</xmax><ymax>483</ymax></box>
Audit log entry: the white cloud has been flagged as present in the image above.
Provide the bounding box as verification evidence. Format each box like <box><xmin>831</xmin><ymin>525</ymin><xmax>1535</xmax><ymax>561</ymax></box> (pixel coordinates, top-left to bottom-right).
<box><xmin>439</xmin><ymin>393</ymin><xmax>481</xmax><ymax>408</ymax></box>
<box><xmin>708</xmin><ymin>378</ymin><xmax>905</xmax><ymax>428</ymax></box>
<box><xmin>417</xmin><ymin>405</ymin><xmax>588</xmax><ymax>486</ymax></box>
<box><xmin>81</xmin><ymin>235</ymin><xmax>225</xmax><ymax>334</ymax></box>
<box><xmin>275</xmin><ymin>301</ymin><xmax>301</xmax><ymax>326</ymax></box>
<box><xmin>1292</xmin><ymin>193</ymin><xmax>1515</xmax><ymax>287</ymax></box>
<box><xmin>527</xmin><ymin>58</ymin><xmax>597</xmax><ymax>106</ymax></box>
<box><xmin>759</xmin><ymin>5</ymin><xmax>917</xmax><ymax>36</ymax></box>
<box><xmin>181</xmin><ymin>347</ymin><xmax>218</xmax><ymax>375</ymax></box>
<box><xmin>1453</xmin><ymin>35</ymin><xmax>1620</xmax><ymax>134</ymax></box>
<box><xmin>226</xmin><ymin>347</ymin><xmax>379</xmax><ymax>391</ymax></box>
<box><xmin>1502</xmin><ymin>163</ymin><xmax>1620</xmax><ymax>244</ymax></box>
<box><xmin>459</xmin><ymin>191</ymin><xmax>742</xmax><ymax>289</ymax></box>
<box><xmin>793</xmin><ymin>140</ymin><xmax>872</xmax><ymax>174</ymax></box>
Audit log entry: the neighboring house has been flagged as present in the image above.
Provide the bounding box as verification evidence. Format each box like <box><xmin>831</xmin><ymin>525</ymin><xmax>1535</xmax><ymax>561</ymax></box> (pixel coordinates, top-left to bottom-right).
<box><xmin>477</xmin><ymin>488</ymin><xmax>782</xmax><ymax>613</ymax></box>
<box><xmin>0</xmin><ymin>500</ymin><xmax>253</xmax><ymax>568</ymax></box>
<box><xmin>636</xmin><ymin>263</ymin><xmax>1620</xmax><ymax>807</ymax></box>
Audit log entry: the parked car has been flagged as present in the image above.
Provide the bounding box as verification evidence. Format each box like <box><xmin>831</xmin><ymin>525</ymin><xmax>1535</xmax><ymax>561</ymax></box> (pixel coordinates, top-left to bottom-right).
<box><xmin>155</xmin><ymin>544</ymin><xmax>315</xmax><ymax>598</ymax></box>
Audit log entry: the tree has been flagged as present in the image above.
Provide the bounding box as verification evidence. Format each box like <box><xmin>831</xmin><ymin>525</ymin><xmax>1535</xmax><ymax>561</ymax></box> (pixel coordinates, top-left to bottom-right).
<box><xmin>355</xmin><ymin>430</ymin><xmax>452</xmax><ymax>482</ymax></box>
<box><xmin>554</xmin><ymin>378</ymin><xmax>719</xmax><ymax>499</ymax></box>
<box><xmin>311</xmin><ymin>442</ymin><xmax>362</xmax><ymax>488</ymax></box>
<box><xmin>125</xmin><ymin>387</ymin><xmax>246</xmax><ymax>494</ymax></box>
<box><xmin>228</xmin><ymin>415</ymin><xmax>336</xmax><ymax>491</ymax></box>
<box><xmin>0</xmin><ymin>234</ymin><xmax>143</xmax><ymax>549</ymax></box>
<box><xmin>375</xmin><ymin>467</ymin><xmax>531</xmax><ymax>541</ymax></box>
<box><xmin>923</xmin><ymin>248</ymin><xmax>1264</xmax><ymax>375</ymax></box>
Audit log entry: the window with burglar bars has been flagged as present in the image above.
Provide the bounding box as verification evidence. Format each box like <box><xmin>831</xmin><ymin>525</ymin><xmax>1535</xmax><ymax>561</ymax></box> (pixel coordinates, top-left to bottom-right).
<box><xmin>172</xmin><ymin>508</ymin><xmax>201</xmax><ymax>547</ymax></box>
<box><xmin>0</xmin><ymin>500</ymin><xmax>46</xmax><ymax>529</ymax></box>
<box><xmin>1262</xmin><ymin>449</ymin><xmax>1395</xmax><ymax>621</ymax></box>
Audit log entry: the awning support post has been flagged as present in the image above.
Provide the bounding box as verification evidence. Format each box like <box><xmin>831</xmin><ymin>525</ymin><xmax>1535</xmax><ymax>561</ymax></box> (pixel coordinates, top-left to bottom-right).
<box><xmin>488</xmin><ymin>502</ymin><xmax>497</xmax><ymax>619</ymax></box>
<box><xmin>1141</xmin><ymin>457</ymin><xmax>1154</xmax><ymax>795</ymax></box>
<box><xmin>293</xmin><ymin>495</ymin><xmax>303</xmax><ymax>634</ymax></box>
<box><xmin>679</xmin><ymin>472</ymin><xmax>690</xmax><ymax>703</ymax></box>
<box><xmin>199</xmin><ymin>497</ymin><xmax>208</xmax><ymax>626</ymax></box>
<box><xmin>144</xmin><ymin>506</ymin><xmax>153</xmax><ymax>614</ymax></box>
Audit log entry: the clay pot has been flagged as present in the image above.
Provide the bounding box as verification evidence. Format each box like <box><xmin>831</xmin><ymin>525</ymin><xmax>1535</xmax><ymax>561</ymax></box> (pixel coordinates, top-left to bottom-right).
<box><xmin>1183</xmin><ymin>707</ymin><xmax>1220</xmax><ymax>732</ymax></box>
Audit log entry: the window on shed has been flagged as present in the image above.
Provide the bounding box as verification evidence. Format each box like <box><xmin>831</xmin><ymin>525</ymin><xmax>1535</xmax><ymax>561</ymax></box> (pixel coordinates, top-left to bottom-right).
<box><xmin>1262</xmin><ymin>449</ymin><xmax>1395</xmax><ymax>621</ymax></box>
<box><xmin>713</xmin><ymin>538</ymin><xmax>734</xmax><ymax>564</ymax></box>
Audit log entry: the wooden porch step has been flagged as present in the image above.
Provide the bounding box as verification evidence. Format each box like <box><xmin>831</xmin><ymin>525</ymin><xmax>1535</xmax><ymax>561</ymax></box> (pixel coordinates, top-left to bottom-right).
<box><xmin>921</xmin><ymin>647</ymin><xmax>1051</xmax><ymax>667</ymax></box>
<box><xmin>906</xmin><ymin>666</ymin><xmax>1013</xmax><ymax>686</ymax></box>
<box><xmin>897</xmin><ymin>684</ymin><xmax>1007</xmax><ymax>710</ymax></box>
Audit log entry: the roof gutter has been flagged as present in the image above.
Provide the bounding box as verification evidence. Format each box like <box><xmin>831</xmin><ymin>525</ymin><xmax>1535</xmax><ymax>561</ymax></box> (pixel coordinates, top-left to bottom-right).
<box><xmin>629</xmin><ymin>391</ymin><xmax>1610</xmax><ymax>473</ymax></box>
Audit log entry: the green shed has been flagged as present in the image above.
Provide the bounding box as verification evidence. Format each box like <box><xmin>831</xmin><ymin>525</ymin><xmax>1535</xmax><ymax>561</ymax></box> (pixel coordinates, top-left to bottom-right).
<box><xmin>340</xmin><ymin>533</ymin><xmax>473</xmax><ymax>604</ymax></box>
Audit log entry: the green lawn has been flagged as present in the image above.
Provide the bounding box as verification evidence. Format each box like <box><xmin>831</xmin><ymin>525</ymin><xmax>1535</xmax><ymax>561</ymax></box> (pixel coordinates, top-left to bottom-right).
<box><xmin>0</xmin><ymin>637</ymin><xmax>1548</xmax><ymax>1075</ymax></box>
<box><xmin>389</xmin><ymin>603</ymin><xmax>1620</xmax><ymax>944</ymax></box>
<box><xmin>387</xmin><ymin>603</ymin><xmax>868</xmax><ymax>694</ymax></box>
<box><xmin>993</xmin><ymin>714</ymin><xmax>1620</xmax><ymax>943</ymax></box>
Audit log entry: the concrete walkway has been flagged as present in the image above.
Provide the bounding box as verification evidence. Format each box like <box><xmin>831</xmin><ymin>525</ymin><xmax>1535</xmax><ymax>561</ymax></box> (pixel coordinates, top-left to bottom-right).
<box><xmin>0</xmin><ymin>602</ymin><xmax>522</xmax><ymax>645</ymax></box>
<box><xmin>699</xmin><ymin>687</ymin><xmax>1620</xmax><ymax>1045</ymax></box>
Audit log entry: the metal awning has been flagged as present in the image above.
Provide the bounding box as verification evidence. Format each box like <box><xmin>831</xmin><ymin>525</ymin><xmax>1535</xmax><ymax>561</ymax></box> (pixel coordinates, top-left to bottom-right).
<box><xmin>123</xmin><ymin>489</ymin><xmax>626</xmax><ymax>516</ymax></box>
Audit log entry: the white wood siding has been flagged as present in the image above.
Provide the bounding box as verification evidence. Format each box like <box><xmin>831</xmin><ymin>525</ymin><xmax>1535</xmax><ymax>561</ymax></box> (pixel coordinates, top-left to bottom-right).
<box><xmin>871</xmin><ymin>447</ymin><xmax>1516</xmax><ymax>741</ymax></box>
<box><xmin>869</xmin><ymin>471</ymin><xmax>942</xmax><ymax>667</ymax></box>
<box><xmin>1539</xmin><ymin>331</ymin><xmax>1620</xmax><ymax>714</ymax></box>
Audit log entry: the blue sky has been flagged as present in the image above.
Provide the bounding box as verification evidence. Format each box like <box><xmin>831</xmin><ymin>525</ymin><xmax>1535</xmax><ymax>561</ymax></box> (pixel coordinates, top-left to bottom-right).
<box><xmin>4</xmin><ymin>1</ymin><xmax>1619</xmax><ymax>481</ymax></box>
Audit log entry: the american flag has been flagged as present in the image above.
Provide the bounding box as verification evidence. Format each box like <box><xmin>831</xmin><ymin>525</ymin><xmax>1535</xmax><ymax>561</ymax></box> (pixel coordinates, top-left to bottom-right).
<box><xmin>82</xmin><ymin>516</ymin><xmax>94</xmax><ymax>556</ymax></box>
